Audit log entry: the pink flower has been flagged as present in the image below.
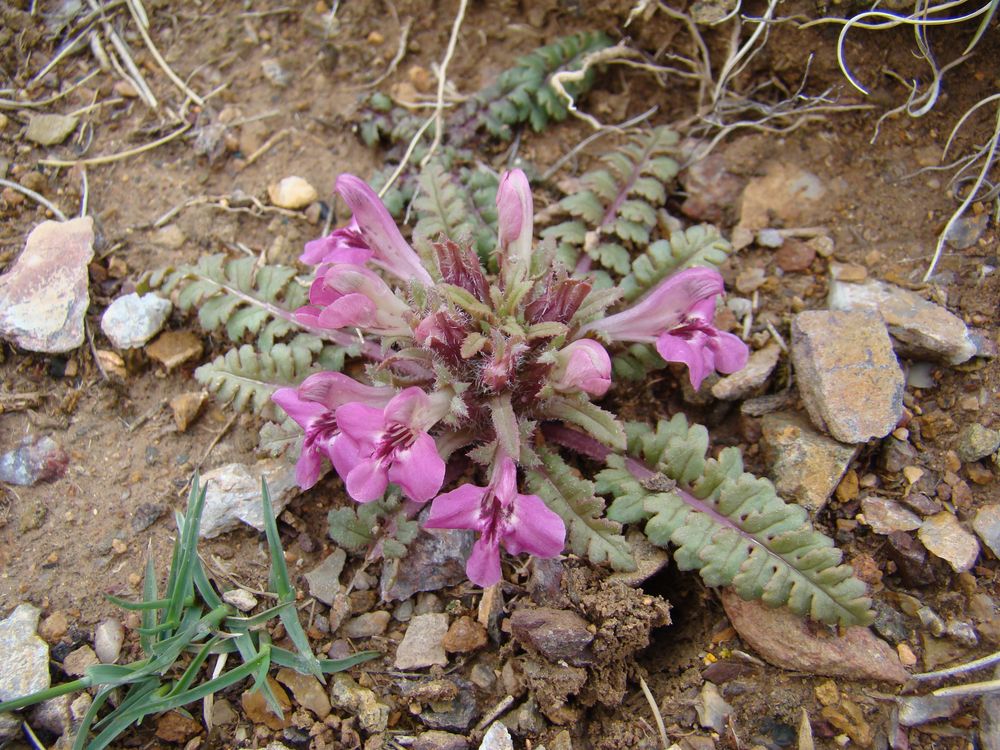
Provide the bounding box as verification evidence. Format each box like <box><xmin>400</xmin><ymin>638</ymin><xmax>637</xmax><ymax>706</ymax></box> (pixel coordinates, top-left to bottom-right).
<box><xmin>331</xmin><ymin>387</ymin><xmax>447</xmax><ymax>503</ymax></box>
<box><xmin>272</xmin><ymin>373</ymin><xmax>395</xmax><ymax>490</ymax></box>
<box><xmin>296</xmin><ymin>264</ymin><xmax>411</xmax><ymax>336</ymax></box>
<box><xmin>300</xmin><ymin>218</ymin><xmax>374</xmax><ymax>267</ymax></box>
<box><xmin>580</xmin><ymin>267</ymin><xmax>748</xmax><ymax>390</ymax></box>
<box><xmin>550</xmin><ymin>340</ymin><xmax>612</xmax><ymax>397</ymax></box>
<box><xmin>336</xmin><ymin>175</ymin><xmax>434</xmax><ymax>286</ymax></box>
<box><xmin>496</xmin><ymin>169</ymin><xmax>533</xmax><ymax>285</ymax></box>
<box><xmin>425</xmin><ymin>457</ymin><xmax>565</xmax><ymax>587</ymax></box>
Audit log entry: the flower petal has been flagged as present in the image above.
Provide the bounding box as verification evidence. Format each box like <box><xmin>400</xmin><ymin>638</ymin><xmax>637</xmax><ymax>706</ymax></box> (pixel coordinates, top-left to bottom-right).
<box><xmin>317</xmin><ymin>293</ymin><xmax>378</xmax><ymax>330</ymax></box>
<box><xmin>329</xmin><ymin>433</ymin><xmax>361</xmax><ymax>480</ymax></box>
<box><xmin>466</xmin><ymin>537</ymin><xmax>502</xmax><ymax>587</ymax></box>
<box><xmin>335</xmin><ymin>174</ymin><xmax>433</xmax><ymax>285</ymax></box>
<box><xmin>382</xmin><ymin>387</ymin><xmax>430</xmax><ymax>427</ymax></box>
<box><xmin>503</xmin><ymin>493</ymin><xmax>566</xmax><ymax>558</ymax></box>
<box><xmin>295</xmin><ymin>448</ymin><xmax>326</xmax><ymax>490</ymax></box>
<box><xmin>335</xmin><ymin>402</ymin><xmax>385</xmax><ymax>447</ymax></box>
<box><xmin>388</xmin><ymin>432</ymin><xmax>445</xmax><ymax>503</ymax></box>
<box><xmin>297</xmin><ymin>372</ymin><xmax>394</xmax><ymax>410</ymax></box>
<box><xmin>656</xmin><ymin>331</ymin><xmax>710</xmax><ymax>390</ymax></box>
<box><xmin>425</xmin><ymin>483</ymin><xmax>487</xmax><ymax>530</ymax></box>
<box><xmin>345</xmin><ymin>459</ymin><xmax>389</xmax><ymax>503</ymax></box>
<box><xmin>271</xmin><ymin>387</ymin><xmax>326</xmax><ymax>428</ymax></box>
<box><xmin>710</xmin><ymin>330</ymin><xmax>749</xmax><ymax>374</ymax></box>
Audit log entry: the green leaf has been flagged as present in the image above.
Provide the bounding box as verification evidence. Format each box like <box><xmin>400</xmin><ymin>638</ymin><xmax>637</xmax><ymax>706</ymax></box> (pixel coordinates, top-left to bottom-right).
<box><xmin>545</xmin><ymin>396</ymin><xmax>626</xmax><ymax>451</ymax></box>
<box><xmin>526</xmin><ymin>447</ymin><xmax>635</xmax><ymax>572</ymax></box>
<box><xmin>619</xmin><ymin>225</ymin><xmax>732</xmax><ymax>302</ymax></box>
<box><xmin>327</xmin><ymin>507</ymin><xmax>375</xmax><ymax>551</ymax></box>
<box><xmin>598</xmin><ymin>418</ymin><xmax>874</xmax><ymax>626</ymax></box>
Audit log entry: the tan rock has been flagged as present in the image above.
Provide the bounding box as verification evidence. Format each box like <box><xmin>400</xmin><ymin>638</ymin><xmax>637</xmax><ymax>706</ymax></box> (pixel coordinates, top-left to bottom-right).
<box><xmin>761</xmin><ymin>411</ymin><xmax>859</xmax><ymax>513</ymax></box>
<box><xmin>241</xmin><ymin>676</ymin><xmax>290</xmax><ymax>729</ymax></box>
<box><xmin>713</xmin><ymin>342</ymin><xmax>781</xmax><ymax>400</ymax></box>
<box><xmin>275</xmin><ymin>667</ymin><xmax>330</xmax><ymax>719</ymax></box>
<box><xmin>169</xmin><ymin>391</ymin><xmax>207</xmax><ymax>432</ymax></box>
<box><xmin>791</xmin><ymin>310</ymin><xmax>904</xmax><ymax>443</ymax></box>
<box><xmin>145</xmin><ymin>331</ymin><xmax>203</xmax><ymax>370</ymax></box>
<box><xmin>828</xmin><ymin>278</ymin><xmax>977</xmax><ymax>364</ymax></box>
<box><xmin>720</xmin><ymin>591</ymin><xmax>909</xmax><ymax>683</ymax></box>
<box><xmin>918</xmin><ymin>512</ymin><xmax>980</xmax><ymax>572</ymax></box>
<box><xmin>25</xmin><ymin>114</ymin><xmax>79</xmax><ymax>145</ymax></box>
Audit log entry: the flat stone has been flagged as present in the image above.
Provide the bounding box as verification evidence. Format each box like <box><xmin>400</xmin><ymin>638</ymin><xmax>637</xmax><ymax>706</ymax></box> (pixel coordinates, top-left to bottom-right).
<box><xmin>342</xmin><ymin>611</ymin><xmax>390</xmax><ymax>638</ymax></box>
<box><xmin>861</xmin><ymin>496</ymin><xmax>922</xmax><ymax>535</ymax></box>
<box><xmin>918</xmin><ymin>512</ymin><xmax>980</xmax><ymax>572</ymax></box>
<box><xmin>62</xmin><ymin>645</ymin><xmax>99</xmax><ymax>676</ymax></box>
<box><xmin>956</xmin><ymin>424</ymin><xmax>1000</xmax><ymax>463</ymax></box>
<box><xmin>419</xmin><ymin>678</ymin><xmax>477</xmax><ymax>731</ymax></box>
<box><xmin>197</xmin><ymin>459</ymin><xmax>299</xmax><ymax>538</ymax></box>
<box><xmin>973</xmin><ymin>504</ymin><xmax>1000</xmax><ymax>557</ymax></box>
<box><xmin>152</xmin><ymin>224</ymin><xmax>186</xmax><ymax>249</ymax></box>
<box><xmin>734</xmin><ymin>162</ymin><xmax>826</xmax><ymax>250</ymax></box>
<box><xmin>828</xmin><ymin>279</ymin><xmax>977</xmax><ymax>365</ymax></box>
<box><xmin>395</xmin><ymin>613</ymin><xmax>448</xmax><ymax>670</ymax></box>
<box><xmin>155</xmin><ymin>711</ymin><xmax>202</xmax><ymax>743</ymax></box>
<box><xmin>696</xmin><ymin>682</ymin><xmax>732</xmax><ymax>733</ymax></box>
<box><xmin>413</xmin><ymin>731</ymin><xmax>469</xmax><ymax>750</ymax></box>
<box><xmin>241</xmin><ymin>677</ymin><xmax>290</xmax><ymax>729</ymax></box>
<box><xmin>381</xmin><ymin>527</ymin><xmax>474</xmax><ymax>601</ymax></box>
<box><xmin>0</xmin><ymin>604</ymin><xmax>50</xmax><ymax>701</ymax></box>
<box><xmin>94</xmin><ymin>618</ymin><xmax>124</xmax><ymax>664</ymax></box>
<box><xmin>0</xmin><ymin>711</ymin><xmax>20</xmax><ymax>744</ymax></box>
<box><xmin>981</xmin><ymin>666</ymin><xmax>1000</xmax><ymax>750</ymax></box>
<box><xmin>509</xmin><ymin>607</ymin><xmax>594</xmax><ymax>665</ymax></box>
<box><xmin>304</xmin><ymin>548</ymin><xmax>347</xmax><ymax>606</ymax></box>
<box><xmin>479</xmin><ymin>722</ymin><xmax>513</xmax><ymax>750</ymax></box>
<box><xmin>442</xmin><ymin>615</ymin><xmax>488</xmax><ymax>653</ymax></box>
<box><xmin>791</xmin><ymin>310</ymin><xmax>904</xmax><ymax>443</ymax></box>
<box><xmin>169</xmin><ymin>391</ymin><xmax>206</xmax><ymax>432</ymax></box>
<box><xmin>31</xmin><ymin>695</ymin><xmax>73</xmax><ymax>736</ymax></box>
<box><xmin>0</xmin><ymin>435</ymin><xmax>69</xmax><ymax>486</ymax></box>
<box><xmin>720</xmin><ymin>591</ymin><xmax>909</xmax><ymax>683</ymax></box>
<box><xmin>268</xmin><ymin>176</ymin><xmax>318</xmax><ymax>210</ymax></box>
<box><xmin>222</xmin><ymin>589</ymin><xmax>258</xmax><ymax>612</ymax></box>
<box><xmin>25</xmin><ymin>113</ymin><xmax>79</xmax><ymax>145</ymax></box>
<box><xmin>761</xmin><ymin>411</ymin><xmax>859</xmax><ymax>513</ymax></box>
<box><xmin>0</xmin><ymin>217</ymin><xmax>94</xmax><ymax>352</ymax></box>
<box><xmin>774</xmin><ymin>239</ymin><xmax>816</xmax><ymax>272</ymax></box>
<box><xmin>145</xmin><ymin>330</ymin><xmax>203</xmax><ymax>370</ymax></box>
<box><xmin>944</xmin><ymin>211</ymin><xmax>989</xmax><ymax>249</ymax></box>
<box><xmin>712</xmin><ymin>342</ymin><xmax>782</xmax><ymax>400</ymax></box>
<box><xmin>276</xmin><ymin>667</ymin><xmax>330</xmax><ymax>719</ymax></box>
<box><xmin>330</xmin><ymin>673</ymin><xmax>389</xmax><ymax>733</ymax></box>
<box><xmin>101</xmin><ymin>293</ymin><xmax>172</xmax><ymax>349</ymax></box>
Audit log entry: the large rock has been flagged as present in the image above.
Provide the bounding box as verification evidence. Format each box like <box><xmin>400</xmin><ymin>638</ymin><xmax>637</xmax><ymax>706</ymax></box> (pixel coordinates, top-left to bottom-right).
<box><xmin>791</xmin><ymin>310</ymin><xmax>904</xmax><ymax>443</ymax></box>
<box><xmin>0</xmin><ymin>604</ymin><xmax>51</xmax><ymax>702</ymax></box>
<box><xmin>509</xmin><ymin>607</ymin><xmax>594</xmax><ymax>665</ymax></box>
<box><xmin>733</xmin><ymin>162</ymin><xmax>827</xmax><ymax>250</ymax></box>
<box><xmin>828</xmin><ymin>279</ymin><xmax>977</xmax><ymax>365</ymax></box>
<box><xmin>712</xmin><ymin>342</ymin><xmax>782</xmax><ymax>401</ymax></box>
<box><xmin>720</xmin><ymin>592</ymin><xmax>908</xmax><ymax>683</ymax></box>
<box><xmin>0</xmin><ymin>217</ymin><xmax>94</xmax><ymax>352</ymax></box>
<box><xmin>973</xmin><ymin>504</ymin><xmax>1000</xmax><ymax>558</ymax></box>
<box><xmin>197</xmin><ymin>459</ymin><xmax>300</xmax><ymax>538</ymax></box>
<box><xmin>761</xmin><ymin>411</ymin><xmax>859</xmax><ymax>513</ymax></box>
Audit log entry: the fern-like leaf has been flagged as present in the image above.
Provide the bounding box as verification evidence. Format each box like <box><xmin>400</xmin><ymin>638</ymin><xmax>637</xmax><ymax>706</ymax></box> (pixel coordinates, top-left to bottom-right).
<box><xmin>619</xmin><ymin>225</ymin><xmax>732</xmax><ymax>302</ymax></box>
<box><xmin>540</xmin><ymin>126</ymin><xmax>680</xmax><ymax>277</ymax></box>
<box><xmin>526</xmin><ymin>446</ymin><xmax>635</xmax><ymax>572</ymax></box>
<box><xmin>194</xmin><ymin>343</ymin><xmax>338</xmax><ymax>419</ymax></box>
<box><xmin>594</xmin><ymin>417</ymin><xmax>873</xmax><ymax>626</ymax></box>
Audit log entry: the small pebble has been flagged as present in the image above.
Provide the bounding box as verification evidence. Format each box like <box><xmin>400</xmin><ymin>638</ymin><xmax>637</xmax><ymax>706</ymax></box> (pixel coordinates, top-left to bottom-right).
<box><xmin>829</xmin><ymin>262</ymin><xmax>868</xmax><ymax>282</ymax></box>
<box><xmin>896</xmin><ymin>642</ymin><xmax>917</xmax><ymax>666</ymax></box>
<box><xmin>775</xmin><ymin>240</ymin><xmax>815</xmax><ymax>272</ymax></box>
<box><xmin>268</xmin><ymin>176</ymin><xmax>319</xmax><ymax>210</ymax></box>
<box><xmin>0</xmin><ymin>436</ymin><xmax>69</xmax><ymax>486</ymax></box>
<box><xmin>367</xmin><ymin>30</ymin><xmax>385</xmax><ymax>45</ymax></box>
<box><xmin>94</xmin><ymin>619</ymin><xmax>124</xmax><ymax>664</ymax></box>
<box><xmin>223</xmin><ymin>589</ymin><xmax>259</xmax><ymax>612</ymax></box>
<box><xmin>408</xmin><ymin>65</ymin><xmax>433</xmax><ymax>93</ymax></box>
<box><xmin>169</xmin><ymin>391</ymin><xmax>207</xmax><ymax>432</ymax></box>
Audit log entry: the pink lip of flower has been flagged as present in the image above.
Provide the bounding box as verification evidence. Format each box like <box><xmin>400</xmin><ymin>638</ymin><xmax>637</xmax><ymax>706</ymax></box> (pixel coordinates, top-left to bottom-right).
<box><xmin>335</xmin><ymin>174</ymin><xmax>434</xmax><ymax>286</ymax></box>
<box><xmin>271</xmin><ymin>373</ymin><xmax>395</xmax><ymax>490</ymax></box>
<box><xmin>550</xmin><ymin>339</ymin><xmax>612</xmax><ymax>397</ymax></box>
<box><xmin>331</xmin><ymin>387</ymin><xmax>447</xmax><ymax>504</ymax></box>
<box><xmin>579</xmin><ymin>266</ymin><xmax>748</xmax><ymax>390</ymax></box>
<box><xmin>424</xmin><ymin>457</ymin><xmax>565</xmax><ymax>587</ymax></box>
<box><xmin>300</xmin><ymin>218</ymin><xmax>374</xmax><ymax>267</ymax></box>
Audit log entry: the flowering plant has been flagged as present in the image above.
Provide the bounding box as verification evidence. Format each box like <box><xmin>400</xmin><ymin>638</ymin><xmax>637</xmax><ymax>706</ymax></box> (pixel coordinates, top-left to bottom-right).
<box><xmin>273</xmin><ymin>169</ymin><xmax>748</xmax><ymax>588</ymax></box>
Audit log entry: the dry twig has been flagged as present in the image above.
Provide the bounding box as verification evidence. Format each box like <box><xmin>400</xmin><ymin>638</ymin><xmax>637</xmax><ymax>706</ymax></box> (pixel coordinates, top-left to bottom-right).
<box><xmin>0</xmin><ymin>178</ymin><xmax>69</xmax><ymax>221</ymax></box>
<box><xmin>39</xmin><ymin>122</ymin><xmax>192</xmax><ymax>167</ymax></box>
<box><xmin>420</xmin><ymin>0</ymin><xmax>469</xmax><ymax>167</ymax></box>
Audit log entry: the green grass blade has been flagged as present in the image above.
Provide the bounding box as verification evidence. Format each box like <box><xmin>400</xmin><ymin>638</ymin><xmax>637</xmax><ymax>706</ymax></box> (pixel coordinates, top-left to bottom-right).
<box><xmin>232</xmin><ymin>631</ymin><xmax>284</xmax><ymax>718</ymax></box>
<box><xmin>260</xmin><ymin>478</ymin><xmax>323</xmax><ymax>680</ymax></box>
<box><xmin>107</xmin><ymin>595</ymin><xmax>174</xmax><ymax>611</ymax></box>
<box><xmin>71</xmin><ymin>685</ymin><xmax>114</xmax><ymax>750</ymax></box>
<box><xmin>168</xmin><ymin>635</ymin><xmax>222</xmax><ymax>697</ymax></box>
<box><xmin>141</xmin><ymin>543</ymin><xmax>159</xmax><ymax>653</ymax></box>
<box><xmin>223</xmin><ymin>601</ymin><xmax>292</xmax><ymax>630</ymax></box>
<box><xmin>270</xmin><ymin>646</ymin><xmax>380</xmax><ymax>673</ymax></box>
<box><xmin>192</xmin><ymin>554</ymin><xmax>224</xmax><ymax>609</ymax></box>
<box><xmin>165</xmin><ymin>479</ymin><xmax>208</xmax><ymax>628</ymax></box>
<box><xmin>91</xmin><ymin>676</ymin><xmax>161</xmax><ymax>730</ymax></box>
<box><xmin>0</xmin><ymin>677</ymin><xmax>91</xmax><ymax>713</ymax></box>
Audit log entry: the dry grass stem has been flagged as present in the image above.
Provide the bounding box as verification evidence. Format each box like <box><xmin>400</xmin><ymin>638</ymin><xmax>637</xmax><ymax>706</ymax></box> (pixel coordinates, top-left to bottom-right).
<box><xmin>0</xmin><ymin>178</ymin><xmax>69</xmax><ymax>221</ymax></box>
<box><xmin>242</xmin><ymin>128</ymin><xmax>290</xmax><ymax>168</ymax></box>
<box><xmin>0</xmin><ymin>70</ymin><xmax>100</xmax><ymax>110</ymax></box>
<box><xmin>639</xmin><ymin>677</ymin><xmax>669</xmax><ymax>750</ymax></box>
<box><xmin>40</xmin><ymin>122</ymin><xmax>192</xmax><ymax>167</ymax></box>
<box><xmin>420</xmin><ymin>0</ymin><xmax>469</xmax><ymax>167</ymax></box>
<box><xmin>124</xmin><ymin>0</ymin><xmax>206</xmax><ymax>106</ymax></box>
<box><xmin>361</xmin><ymin>17</ymin><xmax>413</xmax><ymax>90</ymax></box>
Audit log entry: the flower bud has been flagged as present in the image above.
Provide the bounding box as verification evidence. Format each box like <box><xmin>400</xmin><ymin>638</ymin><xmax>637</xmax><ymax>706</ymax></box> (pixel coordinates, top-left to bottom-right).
<box><xmin>550</xmin><ymin>340</ymin><xmax>612</xmax><ymax>397</ymax></box>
